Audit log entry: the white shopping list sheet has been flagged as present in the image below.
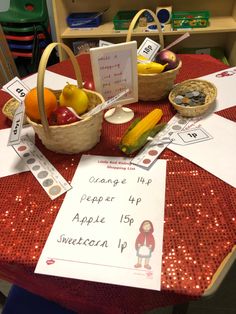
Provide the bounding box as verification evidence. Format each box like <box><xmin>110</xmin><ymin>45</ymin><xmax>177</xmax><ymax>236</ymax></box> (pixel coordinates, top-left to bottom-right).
<box><xmin>169</xmin><ymin>113</ymin><xmax>236</xmax><ymax>188</ymax></box>
<box><xmin>22</xmin><ymin>70</ymin><xmax>77</xmax><ymax>90</ymax></box>
<box><xmin>35</xmin><ymin>155</ymin><xmax>167</xmax><ymax>291</ymax></box>
<box><xmin>198</xmin><ymin>67</ymin><xmax>236</xmax><ymax>111</ymax></box>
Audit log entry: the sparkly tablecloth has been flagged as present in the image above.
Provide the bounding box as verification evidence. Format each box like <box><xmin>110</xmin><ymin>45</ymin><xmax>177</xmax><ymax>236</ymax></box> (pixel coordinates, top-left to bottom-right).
<box><xmin>0</xmin><ymin>54</ymin><xmax>235</xmax><ymax>314</ymax></box>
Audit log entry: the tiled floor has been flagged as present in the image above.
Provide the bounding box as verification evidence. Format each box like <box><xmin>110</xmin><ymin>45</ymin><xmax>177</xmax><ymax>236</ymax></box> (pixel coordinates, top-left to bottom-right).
<box><xmin>0</xmin><ymin>261</ymin><xmax>235</xmax><ymax>313</ymax></box>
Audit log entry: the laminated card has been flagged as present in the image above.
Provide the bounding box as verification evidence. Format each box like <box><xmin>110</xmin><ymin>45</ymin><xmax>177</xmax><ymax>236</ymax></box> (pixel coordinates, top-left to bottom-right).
<box><xmin>35</xmin><ymin>155</ymin><xmax>167</xmax><ymax>291</ymax></box>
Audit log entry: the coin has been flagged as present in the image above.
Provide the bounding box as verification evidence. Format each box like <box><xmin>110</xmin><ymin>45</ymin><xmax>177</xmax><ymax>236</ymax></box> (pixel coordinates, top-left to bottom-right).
<box><xmin>185</xmin><ymin>92</ymin><xmax>194</xmax><ymax>98</ymax></box>
<box><xmin>192</xmin><ymin>91</ymin><xmax>200</xmax><ymax>97</ymax></box>
<box><xmin>173</xmin><ymin>89</ymin><xmax>206</xmax><ymax>107</ymax></box>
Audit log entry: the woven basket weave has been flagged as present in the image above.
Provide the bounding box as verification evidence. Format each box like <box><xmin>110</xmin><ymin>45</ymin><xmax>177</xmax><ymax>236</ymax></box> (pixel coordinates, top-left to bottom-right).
<box><xmin>26</xmin><ymin>42</ymin><xmax>104</xmax><ymax>154</ymax></box>
<box><xmin>126</xmin><ymin>9</ymin><xmax>182</xmax><ymax>101</ymax></box>
<box><xmin>2</xmin><ymin>97</ymin><xmax>27</xmax><ymax>124</ymax></box>
<box><xmin>168</xmin><ymin>79</ymin><xmax>217</xmax><ymax>117</ymax></box>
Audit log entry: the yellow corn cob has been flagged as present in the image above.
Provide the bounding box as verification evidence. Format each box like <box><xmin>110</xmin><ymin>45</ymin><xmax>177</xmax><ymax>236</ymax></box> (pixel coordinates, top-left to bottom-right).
<box><xmin>121</xmin><ymin>108</ymin><xmax>163</xmax><ymax>147</ymax></box>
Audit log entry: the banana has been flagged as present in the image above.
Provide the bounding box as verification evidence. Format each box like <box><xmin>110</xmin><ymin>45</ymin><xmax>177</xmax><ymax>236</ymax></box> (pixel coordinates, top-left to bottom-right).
<box><xmin>137</xmin><ymin>55</ymin><xmax>149</xmax><ymax>63</ymax></box>
<box><xmin>137</xmin><ymin>61</ymin><xmax>167</xmax><ymax>74</ymax></box>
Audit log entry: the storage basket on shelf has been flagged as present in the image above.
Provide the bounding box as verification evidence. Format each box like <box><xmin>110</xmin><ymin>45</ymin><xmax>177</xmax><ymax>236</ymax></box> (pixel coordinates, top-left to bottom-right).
<box><xmin>126</xmin><ymin>9</ymin><xmax>182</xmax><ymax>101</ymax></box>
<box><xmin>168</xmin><ymin>79</ymin><xmax>217</xmax><ymax>117</ymax></box>
<box><xmin>27</xmin><ymin>42</ymin><xmax>105</xmax><ymax>154</ymax></box>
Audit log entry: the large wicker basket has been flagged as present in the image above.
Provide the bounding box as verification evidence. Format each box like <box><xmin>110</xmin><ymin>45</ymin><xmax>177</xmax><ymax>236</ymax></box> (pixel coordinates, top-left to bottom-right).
<box><xmin>126</xmin><ymin>9</ymin><xmax>182</xmax><ymax>101</ymax></box>
<box><xmin>26</xmin><ymin>42</ymin><xmax>105</xmax><ymax>154</ymax></box>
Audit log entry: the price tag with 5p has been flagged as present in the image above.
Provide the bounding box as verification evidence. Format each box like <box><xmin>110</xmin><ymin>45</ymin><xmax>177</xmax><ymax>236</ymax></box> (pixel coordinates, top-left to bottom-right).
<box><xmin>3</xmin><ymin>77</ymin><xmax>30</xmax><ymax>146</ymax></box>
<box><xmin>137</xmin><ymin>37</ymin><xmax>161</xmax><ymax>61</ymax></box>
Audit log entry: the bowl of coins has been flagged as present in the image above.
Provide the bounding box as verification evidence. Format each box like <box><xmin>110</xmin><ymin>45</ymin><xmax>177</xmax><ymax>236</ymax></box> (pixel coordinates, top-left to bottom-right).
<box><xmin>168</xmin><ymin>79</ymin><xmax>217</xmax><ymax>117</ymax></box>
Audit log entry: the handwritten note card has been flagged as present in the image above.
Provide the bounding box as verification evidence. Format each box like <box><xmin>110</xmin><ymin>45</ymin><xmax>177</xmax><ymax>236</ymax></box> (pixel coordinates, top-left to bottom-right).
<box><xmin>90</xmin><ymin>41</ymin><xmax>138</xmax><ymax>106</ymax></box>
<box><xmin>35</xmin><ymin>155</ymin><xmax>167</xmax><ymax>291</ymax></box>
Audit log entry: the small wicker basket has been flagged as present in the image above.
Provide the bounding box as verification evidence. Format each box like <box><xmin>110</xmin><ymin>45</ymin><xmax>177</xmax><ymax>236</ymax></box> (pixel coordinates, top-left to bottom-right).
<box><xmin>126</xmin><ymin>9</ymin><xmax>182</xmax><ymax>101</ymax></box>
<box><xmin>26</xmin><ymin>42</ymin><xmax>104</xmax><ymax>154</ymax></box>
<box><xmin>2</xmin><ymin>97</ymin><xmax>27</xmax><ymax>124</ymax></box>
<box><xmin>168</xmin><ymin>79</ymin><xmax>217</xmax><ymax>117</ymax></box>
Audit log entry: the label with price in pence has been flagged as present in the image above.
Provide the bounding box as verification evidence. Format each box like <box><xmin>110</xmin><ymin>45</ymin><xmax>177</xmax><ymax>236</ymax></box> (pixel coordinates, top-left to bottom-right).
<box><xmin>137</xmin><ymin>37</ymin><xmax>161</xmax><ymax>61</ymax></box>
<box><xmin>171</xmin><ymin>127</ymin><xmax>213</xmax><ymax>145</ymax></box>
<box><xmin>3</xmin><ymin>76</ymin><xmax>30</xmax><ymax>146</ymax></box>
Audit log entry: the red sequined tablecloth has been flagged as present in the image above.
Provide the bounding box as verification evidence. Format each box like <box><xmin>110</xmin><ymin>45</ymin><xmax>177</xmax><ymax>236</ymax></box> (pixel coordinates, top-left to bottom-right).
<box><xmin>0</xmin><ymin>54</ymin><xmax>235</xmax><ymax>314</ymax></box>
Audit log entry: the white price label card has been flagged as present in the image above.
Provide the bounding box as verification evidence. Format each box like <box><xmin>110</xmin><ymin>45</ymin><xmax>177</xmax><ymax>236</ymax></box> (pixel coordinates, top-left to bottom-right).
<box><xmin>171</xmin><ymin>127</ymin><xmax>213</xmax><ymax>145</ymax></box>
<box><xmin>7</xmin><ymin>101</ymin><xmax>25</xmax><ymax>146</ymax></box>
<box><xmin>137</xmin><ymin>37</ymin><xmax>161</xmax><ymax>61</ymax></box>
<box><xmin>2</xmin><ymin>76</ymin><xmax>30</xmax><ymax>102</ymax></box>
<box><xmin>99</xmin><ymin>40</ymin><xmax>113</xmax><ymax>47</ymax></box>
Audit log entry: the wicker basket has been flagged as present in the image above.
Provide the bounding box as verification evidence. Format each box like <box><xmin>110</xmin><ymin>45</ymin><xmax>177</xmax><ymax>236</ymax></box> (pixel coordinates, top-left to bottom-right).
<box><xmin>2</xmin><ymin>97</ymin><xmax>27</xmax><ymax>124</ymax></box>
<box><xmin>126</xmin><ymin>9</ymin><xmax>182</xmax><ymax>101</ymax></box>
<box><xmin>168</xmin><ymin>79</ymin><xmax>217</xmax><ymax>117</ymax></box>
<box><xmin>26</xmin><ymin>42</ymin><xmax>104</xmax><ymax>154</ymax></box>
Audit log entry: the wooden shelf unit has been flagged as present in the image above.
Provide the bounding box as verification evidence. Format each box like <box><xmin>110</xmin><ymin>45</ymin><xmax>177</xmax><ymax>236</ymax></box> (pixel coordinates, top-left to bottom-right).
<box><xmin>52</xmin><ymin>0</ymin><xmax>236</xmax><ymax>65</ymax></box>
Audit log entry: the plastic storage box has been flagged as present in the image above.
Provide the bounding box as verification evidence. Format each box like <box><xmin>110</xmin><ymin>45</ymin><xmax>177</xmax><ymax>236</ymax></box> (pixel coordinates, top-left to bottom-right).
<box><xmin>67</xmin><ymin>12</ymin><xmax>102</xmax><ymax>28</ymax></box>
<box><xmin>172</xmin><ymin>11</ymin><xmax>210</xmax><ymax>29</ymax></box>
<box><xmin>113</xmin><ymin>10</ymin><xmax>137</xmax><ymax>30</ymax></box>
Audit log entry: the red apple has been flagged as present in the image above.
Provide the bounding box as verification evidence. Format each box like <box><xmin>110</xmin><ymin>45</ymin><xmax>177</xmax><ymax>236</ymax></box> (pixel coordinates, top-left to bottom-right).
<box><xmin>155</xmin><ymin>49</ymin><xmax>179</xmax><ymax>71</ymax></box>
<box><xmin>48</xmin><ymin>107</ymin><xmax>79</xmax><ymax>125</ymax></box>
<box><xmin>83</xmin><ymin>80</ymin><xmax>95</xmax><ymax>90</ymax></box>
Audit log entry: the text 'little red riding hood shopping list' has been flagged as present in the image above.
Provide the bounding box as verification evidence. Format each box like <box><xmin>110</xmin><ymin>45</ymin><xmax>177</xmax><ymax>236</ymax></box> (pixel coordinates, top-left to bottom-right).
<box><xmin>35</xmin><ymin>155</ymin><xmax>167</xmax><ymax>291</ymax></box>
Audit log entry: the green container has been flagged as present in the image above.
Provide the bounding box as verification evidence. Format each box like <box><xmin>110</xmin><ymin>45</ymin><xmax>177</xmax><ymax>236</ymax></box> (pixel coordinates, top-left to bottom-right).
<box><xmin>172</xmin><ymin>11</ymin><xmax>210</xmax><ymax>29</ymax></box>
<box><xmin>113</xmin><ymin>10</ymin><xmax>137</xmax><ymax>30</ymax></box>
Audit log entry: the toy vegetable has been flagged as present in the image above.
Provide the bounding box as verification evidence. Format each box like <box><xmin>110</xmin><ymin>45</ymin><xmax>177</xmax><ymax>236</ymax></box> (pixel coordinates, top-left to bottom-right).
<box><xmin>119</xmin><ymin>108</ymin><xmax>165</xmax><ymax>155</ymax></box>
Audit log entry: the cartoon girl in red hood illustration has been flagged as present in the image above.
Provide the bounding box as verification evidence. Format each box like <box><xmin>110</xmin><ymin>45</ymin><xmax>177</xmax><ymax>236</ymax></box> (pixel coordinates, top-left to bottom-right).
<box><xmin>134</xmin><ymin>220</ymin><xmax>155</xmax><ymax>269</ymax></box>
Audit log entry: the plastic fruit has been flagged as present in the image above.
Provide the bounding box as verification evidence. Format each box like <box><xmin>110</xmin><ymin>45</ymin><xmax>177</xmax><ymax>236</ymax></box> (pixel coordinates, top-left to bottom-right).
<box><xmin>59</xmin><ymin>82</ymin><xmax>89</xmax><ymax>115</ymax></box>
<box><xmin>48</xmin><ymin>107</ymin><xmax>79</xmax><ymax>125</ymax></box>
<box><xmin>83</xmin><ymin>80</ymin><xmax>95</xmax><ymax>90</ymax></box>
<box><xmin>24</xmin><ymin>87</ymin><xmax>57</xmax><ymax>122</ymax></box>
<box><xmin>137</xmin><ymin>62</ymin><xmax>167</xmax><ymax>74</ymax></box>
<box><xmin>155</xmin><ymin>49</ymin><xmax>179</xmax><ymax>71</ymax></box>
<box><xmin>137</xmin><ymin>55</ymin><xmax>149</xmax><ymax>62</ymax></box>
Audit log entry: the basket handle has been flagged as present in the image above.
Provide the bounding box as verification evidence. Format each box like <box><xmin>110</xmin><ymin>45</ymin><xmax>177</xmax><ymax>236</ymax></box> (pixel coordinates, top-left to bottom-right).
<box><xmin>37</xmin><ymin>42</ymin><xmax>83</xmax><ymax>135</ymax></box>
<box><xmin>126</xmin><ymin>9</ymin><xmax>164</xmax><ymax>49</ymax></box>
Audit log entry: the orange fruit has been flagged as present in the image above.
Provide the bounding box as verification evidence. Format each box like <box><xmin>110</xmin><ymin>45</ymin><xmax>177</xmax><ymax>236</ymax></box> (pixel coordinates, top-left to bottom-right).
<box><xmin>24</xmin><ymin>87</ymin><xmax>57</xmax><ymax>122</ymax></box>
